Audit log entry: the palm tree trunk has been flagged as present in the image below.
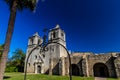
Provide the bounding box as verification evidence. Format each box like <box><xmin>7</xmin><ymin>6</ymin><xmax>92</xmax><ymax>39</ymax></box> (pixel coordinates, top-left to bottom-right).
<box><xmin>0</xmin><ymin>0</ymin><xmax>17</xmax><ymax>80</ymax></box>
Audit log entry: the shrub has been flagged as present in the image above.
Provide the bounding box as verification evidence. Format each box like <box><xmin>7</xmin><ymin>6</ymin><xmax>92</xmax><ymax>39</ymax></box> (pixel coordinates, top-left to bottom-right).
<box><xmin>5</xmin><ymin>67</ymin><xmax>18</xmax><ymax>72</ymax></box>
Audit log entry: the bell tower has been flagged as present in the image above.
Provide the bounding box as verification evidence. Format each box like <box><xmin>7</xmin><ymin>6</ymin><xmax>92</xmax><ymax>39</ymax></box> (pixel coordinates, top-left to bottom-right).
<box><xmin>48</xmin><ymin>24</ymin><xmax>67</xmax><ymax>58</ymax></box>
<box><xmin>49</xmin><ymin>24</ymin><xmax>66</xmax><ymax>47</ymax></box>
<box><xmin>28</xmin><ymin>32</ymin><xmax>43</xmax><ymax>46</ymax></box>
<box><xmin>25</xmin><ymin>32</ymin><xmax>43</xmax><ymax>73</ymax></box>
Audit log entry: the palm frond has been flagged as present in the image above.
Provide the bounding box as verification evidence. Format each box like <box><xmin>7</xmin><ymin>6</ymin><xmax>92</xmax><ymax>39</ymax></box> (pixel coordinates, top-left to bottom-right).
<box><xmin>5</xmin><ymin>0</ymin><xmax>14</xmax><ymax>10</ymax></box>
<box><xmin>25</xmin><ymin>0</ymin><xmax>38</xmax><ymax>11</ymax></box>
<box><xmin>5</xmin><ymin>0</ymin><xmax>38</xmax><ymax>11</ymax></box>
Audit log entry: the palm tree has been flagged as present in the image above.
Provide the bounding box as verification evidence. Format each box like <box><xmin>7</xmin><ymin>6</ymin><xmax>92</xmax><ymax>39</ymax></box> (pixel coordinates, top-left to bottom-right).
<box><xmin>0</xmin><ymin>0</ymin><xmax>38</xmax><ymax>79</ymax></box>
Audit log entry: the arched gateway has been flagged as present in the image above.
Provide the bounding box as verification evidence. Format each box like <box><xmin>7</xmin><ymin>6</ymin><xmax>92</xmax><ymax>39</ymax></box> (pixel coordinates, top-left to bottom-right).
<box><xmin>72</xmin><ymin>64</ymin><xmax>80</xmax><ymax>76</ymax></box>
<box><xmin>93</xmin><ymin>63</ymin><xmax>109</xmax><ymax>77</ymax></box>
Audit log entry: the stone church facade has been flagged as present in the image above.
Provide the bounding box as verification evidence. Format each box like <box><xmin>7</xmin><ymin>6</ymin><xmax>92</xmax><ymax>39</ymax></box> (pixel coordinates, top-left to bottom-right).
<box><xmin>25</xmin><ymin>25</ymin><xmax>120</xmax><ymax>78</ymax></box>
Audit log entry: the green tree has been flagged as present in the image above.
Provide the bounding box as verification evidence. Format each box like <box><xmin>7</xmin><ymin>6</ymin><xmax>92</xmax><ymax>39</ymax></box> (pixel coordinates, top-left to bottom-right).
<box><xmin>0</xmin><ymin>0</ymin><xmax>38</xmax><ymax>79</ymax></box>
<box><xmin>11</xmin><ymin>49</ymin><xmax>25</xmax><ymax>72</ymax></box>
<box><xmin>6</xmin><ymin>49</ymin><xmax>25</xmax><ymax>72</ymax></box>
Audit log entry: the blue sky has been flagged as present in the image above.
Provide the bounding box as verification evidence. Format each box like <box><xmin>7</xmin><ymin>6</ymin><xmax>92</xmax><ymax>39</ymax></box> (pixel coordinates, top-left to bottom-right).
<box><xmin>0</xmin><ymin>0</ymin><xmax>120</xmax><ymax>57</ymax></box>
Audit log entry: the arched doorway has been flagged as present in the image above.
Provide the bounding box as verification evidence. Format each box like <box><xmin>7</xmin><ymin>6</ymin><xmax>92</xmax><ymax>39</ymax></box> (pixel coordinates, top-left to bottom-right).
<box><xmin>93</xmin><ymin>63</ymin><xmax>109</xmax><ymax>77</ymax></box>
<box><xmin>37</xmin><ymin>66</ymin><xmax>41</xmax><ymax>73</ymax></box>
<box><xmin>71</xmin><ymin>64</ymin><xmax>80</xmax><ymax>76</ymax></box>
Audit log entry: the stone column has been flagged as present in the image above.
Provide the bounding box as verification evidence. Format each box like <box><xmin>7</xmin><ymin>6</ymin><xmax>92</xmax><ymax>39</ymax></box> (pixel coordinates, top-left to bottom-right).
<box><xmin>66</xmin><ymin>58</ymin><xmax>69</xmax><ymax>76</ymax></box>
<box><xmin>61</xmin><ymin>57</ymin><xmax>65</xmax><ymax>76</ymax></box>
<box><xmin>35</xmin><ymin>63</ymin><xmax>38</xmax><ymax>74</ymax></box>
<box><xmin>49</xmin><ymin>58</ymin><xmax>53</xmax><ymax>75</ymax></box>
<box><xmin>86</xmin><ymin>55</ymin><xmax>89</xmax><ymax>77</ymax></box>
<box><xmin>41</xmin><ymin>64</ymin><xmax>44</xmax><ymax>74</ymax></box>
<box><xmin>83</xmin><ymin>55</ymin><xmax>89</xmax><ymax>77</ymax></box>
<box><xmin>116</xmin><ymin>66</ymin><xmax>120</xmax><ymax>77</ymax></box>
<box><xmin>114</xmin><ymin>63</ymin><xmax>120</xmax><ymax>77</ymax></box>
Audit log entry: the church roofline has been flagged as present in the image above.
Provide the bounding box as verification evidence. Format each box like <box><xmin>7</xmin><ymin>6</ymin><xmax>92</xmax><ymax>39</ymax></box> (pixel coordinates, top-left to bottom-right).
<box><xmin>71</xmin><ymin>51</ymin><xmax>120</xmax><ymax>54</ymax></box>
<box><xmin>71</xmin><ymin>52</ymin><xmax>94</xmax><ymax>54</ymax></box>
<box><xmin>49</xmin><ymin>24</ymin><xmax>65</xmax><ymax>33</ymax></box>
<box><xmin>55</xmin><ymin>24</ymin><xmax>60</xmax><ymax>28</ymax></box>
<box><xmin>28</xmin><ymin>32</ymin><xmax>42</xmax><ymax>39</ymax></box>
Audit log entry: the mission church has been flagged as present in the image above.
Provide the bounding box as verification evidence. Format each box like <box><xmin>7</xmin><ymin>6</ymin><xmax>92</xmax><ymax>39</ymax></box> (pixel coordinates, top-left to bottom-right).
<box><xmin>25</xmin><ymin>25</ymin><xmax>120</xmax><ymax>78</ymax></box>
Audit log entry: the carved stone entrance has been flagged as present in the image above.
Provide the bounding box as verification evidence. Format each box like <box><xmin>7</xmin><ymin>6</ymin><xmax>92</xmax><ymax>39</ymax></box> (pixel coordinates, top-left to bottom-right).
<box><xmin>93</xmin><ymin>63</ymin><xmax>109</xmax><ymax>77</ymax></box>
<box><xmin>71</xmin><ymin>64</ymin><xmax>79</xmax><ymax>76</ymax></box>
<box><xmin>37</xmin><ymin>65</ymin><xmax>41</xmax><ymax>73</ymax></box>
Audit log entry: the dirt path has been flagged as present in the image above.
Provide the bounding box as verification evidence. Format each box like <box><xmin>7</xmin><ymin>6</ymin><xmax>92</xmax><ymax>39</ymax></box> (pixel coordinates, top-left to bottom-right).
<box><xmin>95</xmin><ymin>77</ymin><xmax>107</xmax><ymax>80</ymax></box>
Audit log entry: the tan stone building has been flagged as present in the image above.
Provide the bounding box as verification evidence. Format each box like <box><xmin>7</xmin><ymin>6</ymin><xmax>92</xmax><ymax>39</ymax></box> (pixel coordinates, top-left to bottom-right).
<box><xmin>25</xmin><ymin>25</ymin><xmax>120</xmax><ymax>78</ymax></box>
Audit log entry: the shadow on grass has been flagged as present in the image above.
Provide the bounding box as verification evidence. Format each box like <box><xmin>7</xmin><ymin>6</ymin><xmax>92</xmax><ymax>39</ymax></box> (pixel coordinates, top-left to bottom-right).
<box><xmin>4</xmin><ymin>76</ymin><xmax>11</xmax><ymax>79</ymax></box>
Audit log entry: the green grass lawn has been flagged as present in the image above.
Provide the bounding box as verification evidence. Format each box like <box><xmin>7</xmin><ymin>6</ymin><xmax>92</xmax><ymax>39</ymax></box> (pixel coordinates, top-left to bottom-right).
<box><xmin>107</xmin><ymin>78</ymin><xmax>120</xmax><ymax>80</ymax></box>
<box><xmin>4</xmin><ymin>73</ymin><xmax>93</xmax><ymax>80</ymax></box>
<box><xmin>4</xmin><ymin>72</ymin><xmax>120</xmax><ymax>80</ymax></box>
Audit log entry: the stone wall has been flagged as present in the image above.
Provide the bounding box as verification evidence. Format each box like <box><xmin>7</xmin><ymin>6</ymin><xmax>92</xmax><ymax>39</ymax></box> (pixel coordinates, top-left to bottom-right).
<box><xmin>114</xmin><ymin>55</ymin><xmax>120</xmax><ymax>77</ymax></box>
<box><xmin>63</xmin><ymin>53</ymin><xmax>119</xmax><ymax>78</ymax></box>
<box><xmin>86</xmin><ymin>53</ymin><xmax>117</xmax><ymax>77</ymax></box>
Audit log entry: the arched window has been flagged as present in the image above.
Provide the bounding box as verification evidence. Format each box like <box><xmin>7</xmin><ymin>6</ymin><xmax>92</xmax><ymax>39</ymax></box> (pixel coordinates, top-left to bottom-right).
<box><xmin>30</xmin><ymin>39</ymin><xmax>34</xmax><ymax>44</ymax></box>
<box><xmin>38</xmin><ymin>40</ymin><xmax>40</xmax><ymax>44</ymax></box>
<box><xmin>61</xmin><ymin>33</ymin><xmax>64</xmax><ymax>37</ymax></box>
<box><xmin>53</xmin><ymin>32</ymin><xmax>56</xmax><ymax>38</ymax></box>
<box><xmin>35</xmin><ymin>55</ymin><xmax>37</xmax><ymax>59</ymax></box>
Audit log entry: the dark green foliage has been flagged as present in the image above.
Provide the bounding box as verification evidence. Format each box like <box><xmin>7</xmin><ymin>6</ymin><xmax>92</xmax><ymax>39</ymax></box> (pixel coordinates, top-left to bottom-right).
<box><xmin>5</xmin><ymin>0</ymin><xmax>38</xmax><ymax>11</ymax></box>
<box><xmin>5</xmin><ymin>67</ymin><xmax>18</xmax><ymax>72</ymax></box>
<box><xmin>5</xmin><ymin>49</ymin><xmax>25</xmax><ymax>72</ymax></box>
